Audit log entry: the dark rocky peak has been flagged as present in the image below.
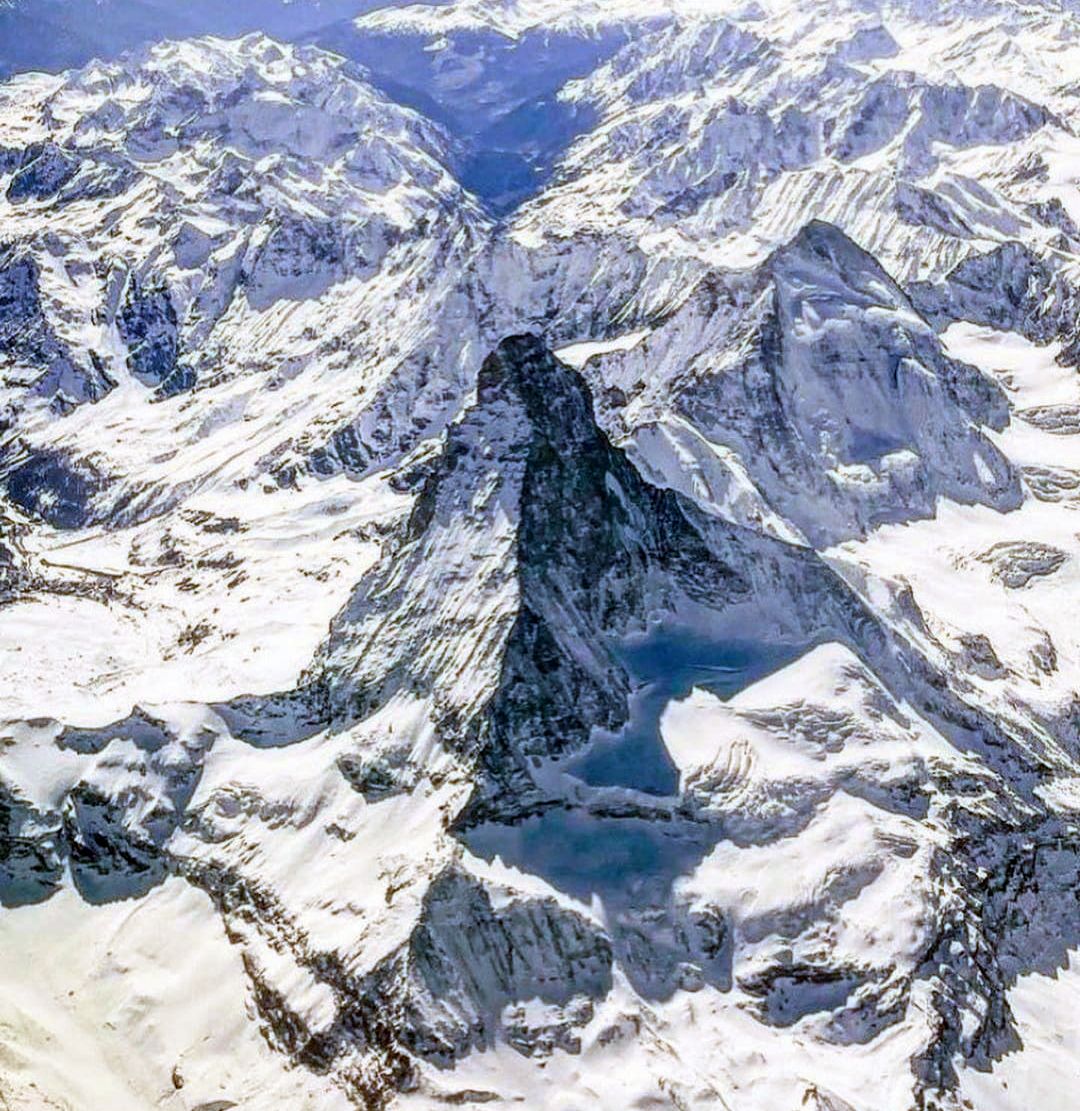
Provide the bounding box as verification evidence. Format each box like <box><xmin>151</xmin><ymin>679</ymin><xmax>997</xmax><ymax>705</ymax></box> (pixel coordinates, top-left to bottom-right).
<box><xmin>474</xmin><ymin>333</ymin><xmax>597</xmax><ymax>444</ymax></box>
<box><xmin>316</xmin><ymin>333</ymin><xmax>740</xmax><ymax>717</ymax></box>
<box><xmin>313</xmin><ymin>333</ymin><xmax>880</xmax><ymax>822</ymax></box>
<box><xmin>3</xmin><ymin>139</ymin><xmax>135</xmax><ymax>208</ymax></box>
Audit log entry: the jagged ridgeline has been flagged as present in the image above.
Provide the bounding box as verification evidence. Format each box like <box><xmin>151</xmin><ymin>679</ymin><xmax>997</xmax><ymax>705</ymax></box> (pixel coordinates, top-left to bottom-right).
<box><xmin>4</xmin><ymin>2</ymin><xmax>1080</xmax><ymax>1110</ymax></box>
<box><xmin>312</xmin><ymin>336</ymin><xmax>881</xmax><ymax>808</ymax></box>
<box><xmin>1</xmin><ymin>330</ymin><xmax>1063</xmax><ymax>1109</ymax></box>
<box><xmin>0</xmin><ymin>1</ymin><xmax>387</xmax><ymax>76</ymax></box>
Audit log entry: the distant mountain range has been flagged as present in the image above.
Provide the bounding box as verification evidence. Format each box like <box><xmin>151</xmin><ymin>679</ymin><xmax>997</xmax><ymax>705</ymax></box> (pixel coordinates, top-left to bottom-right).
<box><xmin>0</xmin><ymin>0</ymin><xmax>397</xmax><ymax>75</ymax></box>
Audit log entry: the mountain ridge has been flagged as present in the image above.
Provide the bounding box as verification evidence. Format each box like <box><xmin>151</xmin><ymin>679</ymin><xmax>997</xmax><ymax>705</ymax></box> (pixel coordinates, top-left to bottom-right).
<box><xmin>3</xmin><ymin>5</ymin><xmax>1080</xmax><ymax>1110</ymax></box>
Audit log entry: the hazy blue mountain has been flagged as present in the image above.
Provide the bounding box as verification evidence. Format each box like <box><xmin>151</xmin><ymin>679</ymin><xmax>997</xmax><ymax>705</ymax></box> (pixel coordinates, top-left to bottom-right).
<box><xmin>0</xmin><ymin>0</ymin><xmax>398</xmax><ymax>75</ymax></box>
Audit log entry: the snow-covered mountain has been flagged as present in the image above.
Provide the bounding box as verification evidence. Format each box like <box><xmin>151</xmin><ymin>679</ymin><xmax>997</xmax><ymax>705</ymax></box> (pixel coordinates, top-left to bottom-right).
<box><xmin>0</xmin><ymin>0</ymin><xmax>394</xmax><ymax>78</ymax></box>
<box><xmin>3</xmin><ymin>2</ymin><xmax>1080</xmax><ymax>1110</ymax></box>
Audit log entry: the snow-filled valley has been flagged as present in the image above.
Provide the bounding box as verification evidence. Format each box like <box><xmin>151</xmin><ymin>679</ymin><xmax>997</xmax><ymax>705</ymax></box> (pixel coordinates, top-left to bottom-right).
<box><xmin>3</xmin><ymin>1</ymin><xmax>1080</xmax><ymax>1109</ymax></box>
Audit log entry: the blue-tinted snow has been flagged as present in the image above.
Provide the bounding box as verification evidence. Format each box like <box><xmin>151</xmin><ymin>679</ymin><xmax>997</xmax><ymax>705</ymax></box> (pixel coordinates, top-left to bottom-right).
<box><xmin>565</xmin><ymin>625</ymin><xmax>812</xmax><ymax>796</ymax></box>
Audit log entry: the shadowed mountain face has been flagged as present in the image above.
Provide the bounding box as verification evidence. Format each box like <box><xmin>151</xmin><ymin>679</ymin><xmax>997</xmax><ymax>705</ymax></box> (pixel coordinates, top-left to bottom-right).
<box><xmin>313</xmin><ymin>335</ymin><xmax>876</xmax><ymax>820</ymax></box>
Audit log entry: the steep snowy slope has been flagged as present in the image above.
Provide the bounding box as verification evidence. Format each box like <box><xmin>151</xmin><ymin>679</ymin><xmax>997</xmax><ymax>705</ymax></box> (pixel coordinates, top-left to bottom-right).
<box><xmin>573</xmin><ymin>220</ymin><xmax>1021</xmax><ymax>545</ymax></box>
<box><xmin>2</xmin><ymin>331</ymin><xmax>1053</xmax><ymax>1111</ymax></box>
<box><xmin>3</xmin><ymin>2</ymin><xmax>1080</xmax><ymax>1111</ymax></box>
<box><xmin>0</xmin><ymin>34</ymin><xmax>491</xmax><ymax>720</ymax></box>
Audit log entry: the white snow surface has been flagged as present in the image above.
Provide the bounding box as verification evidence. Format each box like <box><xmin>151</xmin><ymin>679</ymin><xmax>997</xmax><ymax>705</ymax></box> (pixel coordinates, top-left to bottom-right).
<box><xmin>2</xmin><ymin>3</ymin><xmax>1080</xmax><ymax>1111</ymax></box>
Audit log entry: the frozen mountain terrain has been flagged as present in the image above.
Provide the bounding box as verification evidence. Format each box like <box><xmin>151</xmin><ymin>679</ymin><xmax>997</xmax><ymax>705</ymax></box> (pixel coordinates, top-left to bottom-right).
<box><xmin>0</xmin><ymin>1</ymin><xmax>394</xmax><ymax>79</ymax></box>
<box><xmin>4</xmin><ymin>1</ymin><xmax>1080</xmax><ymax>1109</ymax></box>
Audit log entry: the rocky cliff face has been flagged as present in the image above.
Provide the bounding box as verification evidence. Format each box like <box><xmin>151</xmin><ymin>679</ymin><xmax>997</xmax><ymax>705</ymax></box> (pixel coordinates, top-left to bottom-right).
<box><xmin>579</xmin><ymin>220</ymin><xmax>1022</xmax><ymax>546</ymax></box>
<box><xmin>3</xmin><ymin>4</ymin><xmax>1080</xmax><ymax>1111</ymax></box>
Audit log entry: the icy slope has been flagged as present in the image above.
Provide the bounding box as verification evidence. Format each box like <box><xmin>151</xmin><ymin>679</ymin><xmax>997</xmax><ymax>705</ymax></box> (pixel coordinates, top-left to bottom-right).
<box><xmin>0</xmin><ymin>34</ymin><xmax>489</xmax><ymax>527</ymax></box>
<box><xmin>573</xmin><ymin>220</ymin><xmax>1021</xmax><ymax>545</ymax></box>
